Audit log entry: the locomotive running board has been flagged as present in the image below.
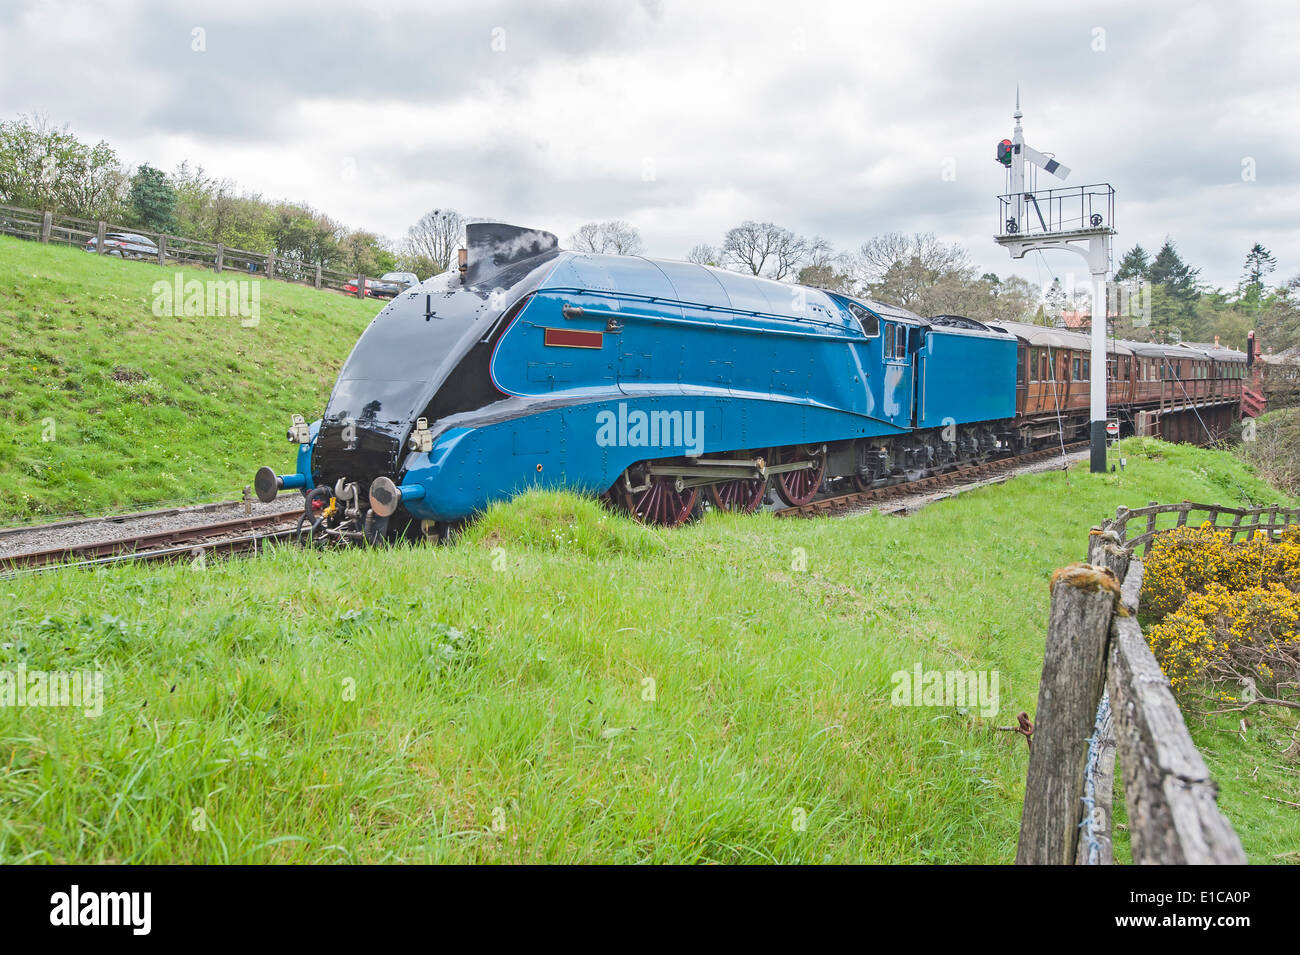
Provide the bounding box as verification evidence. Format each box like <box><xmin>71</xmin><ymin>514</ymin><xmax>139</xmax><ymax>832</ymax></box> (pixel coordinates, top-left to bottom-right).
<box><xmin>643</xmin><ymin>456</ymin><xmax>813</xmax><ymax>490</ymax></box>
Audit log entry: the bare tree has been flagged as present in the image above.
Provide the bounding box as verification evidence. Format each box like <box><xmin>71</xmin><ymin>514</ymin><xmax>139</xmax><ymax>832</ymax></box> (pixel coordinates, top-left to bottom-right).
<box><xmin>567</xmin><ymin>219</ymin><xmax>645</xmax><ymax>255</ymax></box>
<box><xmin>852</xmin><ymin>233</ymin><xmax>970</xmax><ymax>286</ymax></box>
<box><xmin>686</xmin><ymin>243</ymin><xmax>720</xmax><ymax>266</ymax></box>
<box><xmin>404</xmin><ymin>208</ymin><xmax>466</xmax><ymax>273</ymax></box>
<box><xmin>849</xmin><ymin>232</ymin><xmax>974</xmax><ymax>311</ymax></box>
<box><xmin>796</xmin><ymin>237</ymin><xmax>854</xmax><ymax>291</ymax></box>
<box><xmin>721</xmin><ymin>220</ymin><xmax>811</xmax><ymax>280</ymax></box>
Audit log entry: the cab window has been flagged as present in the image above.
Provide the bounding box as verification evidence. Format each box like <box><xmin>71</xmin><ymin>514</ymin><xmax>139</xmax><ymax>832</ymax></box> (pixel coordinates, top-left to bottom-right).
<box><xmin>845</xmin><ymin>301</ymin><xmax>879</xmax><ymax>337</ymax></box>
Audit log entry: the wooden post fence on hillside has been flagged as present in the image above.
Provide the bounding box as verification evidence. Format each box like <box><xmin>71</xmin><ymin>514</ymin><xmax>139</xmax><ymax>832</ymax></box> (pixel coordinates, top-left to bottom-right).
<box><xmin>1016</xmin><ymin>563</ymin><xmax>1119</xmax><ymax>865</ymax></box>
<box><xmin>1016</xmin><ymin>508</ymin><xmax>1254</xmax><ymax>865</ymax></box>
<box><xmin>0</xmin><ymin>201</ymin><xmax>389</xmax><ymax>301</ymax></box>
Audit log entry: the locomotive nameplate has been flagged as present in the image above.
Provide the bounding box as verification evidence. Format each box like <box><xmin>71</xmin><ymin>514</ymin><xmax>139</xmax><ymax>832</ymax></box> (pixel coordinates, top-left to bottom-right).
<box><xmin>544</xmin><ymin>327</ymin><xmax>604</xmax><ymax>349</ymax></box>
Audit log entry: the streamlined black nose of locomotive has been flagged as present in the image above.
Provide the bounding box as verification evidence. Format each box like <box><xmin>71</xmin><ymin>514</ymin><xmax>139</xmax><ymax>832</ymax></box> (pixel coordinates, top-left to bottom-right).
<box><xmin>307</xmin><ymin>223</ymin><xmax>562</xmax><ymax>502</ymax></box>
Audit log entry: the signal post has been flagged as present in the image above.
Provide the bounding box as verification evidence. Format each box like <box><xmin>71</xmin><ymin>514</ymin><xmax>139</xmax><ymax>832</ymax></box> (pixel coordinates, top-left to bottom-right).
<box><xmin>993</xmin><ymin>93</ymin><xmax>1116</xmax><ymax>473</ymax></box>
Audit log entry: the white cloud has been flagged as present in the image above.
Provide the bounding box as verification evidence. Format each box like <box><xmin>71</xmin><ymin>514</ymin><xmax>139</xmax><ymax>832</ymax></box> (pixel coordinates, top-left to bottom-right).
<box><xmin>1</xmin><ymin>0</ymin><xmax>1296</xmax><ymax>291</ymax></box>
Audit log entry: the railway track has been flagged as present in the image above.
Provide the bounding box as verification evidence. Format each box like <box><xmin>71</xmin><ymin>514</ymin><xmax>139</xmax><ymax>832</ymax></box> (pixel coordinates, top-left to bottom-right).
<box><xmin>775</xmin><ymin>441</ymin><xmax>1088</xmax><ymax>518</ymax></box>
<box><xmin>5</xmin><ymin>442</ymin><xmax>1087</xmax><ymax>573</ymax></box>
<box><xmin>1</xmin><ymin>509</ymin><xmax>302</xmax><ymax>574</ymax></box>
<box><xmin>0</xmin><ymin>496</ymin><xmax>263</xmax><ymax>539</ymax></box>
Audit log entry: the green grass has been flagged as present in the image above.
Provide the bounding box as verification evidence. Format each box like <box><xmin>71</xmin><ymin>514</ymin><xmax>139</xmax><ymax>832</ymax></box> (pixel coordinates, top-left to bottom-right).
<box><xmin>3</xmin><ymin>441</ymin><xmax>1296</xmax><ymax>863</ymax></box>
<box><xmin>0</xmin><ymin>234</ymin><xmax>377</xmax><ymax>521</ymax></box>
<box><xmin>2</xmin><ymin>237</ymin><xmax>1295</xmax><ymax>862</ymax></box>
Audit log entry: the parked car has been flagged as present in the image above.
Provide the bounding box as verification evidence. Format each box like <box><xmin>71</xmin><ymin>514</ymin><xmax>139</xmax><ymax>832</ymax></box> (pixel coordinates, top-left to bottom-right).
<box><xmin>371</xmin><ymin>271</ymin><xmax>421</xmax><ymax>298</ymax></box>
<box><xmin>85</xmin><ymin>232</ymin><xmax>158</xmax><ymax>259</ymax></box>
<box><xmin>341</xmin><ymin>278</ymin><xmax>380</xmax><ymax>297</ymax></box>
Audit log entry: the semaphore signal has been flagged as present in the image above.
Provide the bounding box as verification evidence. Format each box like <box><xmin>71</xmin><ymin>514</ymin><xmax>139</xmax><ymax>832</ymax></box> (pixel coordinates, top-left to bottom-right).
<box><xmin>993</xmin><ymin>89</ymin><xmax>1116</xmax><ymax>474</ymax></box>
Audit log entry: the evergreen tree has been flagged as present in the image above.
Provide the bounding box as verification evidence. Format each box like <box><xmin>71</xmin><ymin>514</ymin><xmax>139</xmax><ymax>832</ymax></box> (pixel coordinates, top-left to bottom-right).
<box><xmin>1043</xmin><ymin>277</ymin><xmax>1066</xmax><ymax>325</ymax></box>
<box><xmin>1114</xmin><ymin>244</ymin><xmax>1149</xmax><ymax>281</ymax></box>
<box><xmin>1145</xmin><ymin>239</ymin><xmax>1200</xmax><ymax>337</ymax></box>
<box><xmin>127</xmin><ymin>163</ymin><xmax>177</xmax><ymax>232</ymax></box>
<box><xmin>1236</xmin><ymin>243</ymin><xmax>1277</xmax><ymax>310</ymax></box>
<box><xmin>1147</xmin><ymin>239</ymin><xmax>1200</xmax><ymax>297</ymax></box>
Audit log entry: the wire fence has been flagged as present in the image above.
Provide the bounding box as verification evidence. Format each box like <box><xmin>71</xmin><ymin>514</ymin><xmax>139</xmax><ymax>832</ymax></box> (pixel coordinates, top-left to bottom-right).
<box><xmin>1015</xmin><ymin>512</ymin><xmax>1247</xmax><ymax>865</ymax></box>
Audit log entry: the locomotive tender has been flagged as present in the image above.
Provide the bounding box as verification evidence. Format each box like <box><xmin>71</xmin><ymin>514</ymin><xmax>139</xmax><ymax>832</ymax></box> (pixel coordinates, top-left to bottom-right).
<box><xmin>254</xmin><ymin>223</ymin><xmax>1245</xmax><ymax>537</ymax></box>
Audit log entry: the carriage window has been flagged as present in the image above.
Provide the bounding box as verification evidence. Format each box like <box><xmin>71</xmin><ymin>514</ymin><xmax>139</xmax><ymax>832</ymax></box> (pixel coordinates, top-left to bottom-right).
<box><xmin>1082</xmin><ymin>359</ymin><xmax>1090</xmax><ymax>379</ymax></box>
<box><xmin>884</xmin><ymin>323</ymin><xmax>894</xmax><ymax>358</ymax></box>
<box><xmin>1030</xmin><ymin>350</ymin><xmax>1039</xmax><ymax>380</ymax></box>
<box><xmin>897</xmin><ymin>328</ymin><xmax>908</xmax><ymax>359</ymax></box>
<box><xmin>1072</xmin><ymin>357</ymin><xmax>1081</xmax><ymax>380</ymax></box>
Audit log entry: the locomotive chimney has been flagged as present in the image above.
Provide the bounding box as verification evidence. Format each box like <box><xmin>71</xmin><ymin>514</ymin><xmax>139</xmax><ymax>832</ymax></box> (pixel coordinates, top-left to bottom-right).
<box><xmin>1213</xmin><ymin>335</ymin><xmax>1220</xmax><ymax>348</ymax></box>
<box><xmin>457</xmin><ymin>247</ymin><xmax>467</xmax><ymax>273</ymax></box>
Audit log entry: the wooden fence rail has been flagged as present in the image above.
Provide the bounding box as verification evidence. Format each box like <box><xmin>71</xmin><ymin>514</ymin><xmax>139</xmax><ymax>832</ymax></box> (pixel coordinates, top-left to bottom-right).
<box><xmin>0</xmin><ymin>201</ymin><xmax>384</xmax><ymax>300</ymax></box>
<box><xmin>1016</xmin><ymin>503</ymin><xmax>1253</xmax><ymax>865</ymax></box>
<box><xmin>1109</xmin><ymin>500</ymin><xmax>1300</xmax><ymax>556</ymax></box>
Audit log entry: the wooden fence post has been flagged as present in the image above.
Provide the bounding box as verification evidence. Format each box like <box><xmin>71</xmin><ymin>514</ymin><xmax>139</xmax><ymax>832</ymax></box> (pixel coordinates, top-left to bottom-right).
<box><xmin>1016</xmin><ymin>563</ymin><xmax>1120</xmax><ymax>865</ymax></box>
<box><xmin>314</xmin><ymin>264</ymin><xmax>322</xmax><ymax>290</ymax></box>
<box><xmin>96</xmin><ymin>221</ymin><xmax>106</xmax><ymax>254</ymax></box>
<box><xmin>1075</xmin><ymin>533</ymin><xmax>1129</xmax><ymax>865</ymax></box>
<box><xmin>215</xmin><ymin>243</ymin><xmax>224</xmax><ymax>274</ymax></box>
<box><xmin>266</xmin><ymin>251</ymin><xmax>276</xmax><ymax>279</ymax></box>
<box><xmin>355</xmin><ymin>273</ymin><xmax>365</xmax><ymax>299</ymax></box>
<box><xmin>1107</xmin><ymin>560</ymin><xmax>1247</xmax><ymax>864</ymax></box>
<box><xmin>157</xmin><ymin>235</ymin><xmax>167</xmax><ymax>266</ymax></box>
<box><xmin>40</xmin><ymin>210</ymin><xmax>52</xmax><ymax>243</ymax></box>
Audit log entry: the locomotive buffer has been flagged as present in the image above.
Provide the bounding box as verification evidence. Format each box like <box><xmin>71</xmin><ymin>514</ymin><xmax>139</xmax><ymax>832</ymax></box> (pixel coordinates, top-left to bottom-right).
<box><xmin>993</xmin><ymin>91</ymin><xmax>1116</xmax><ymax>474</ymax></box>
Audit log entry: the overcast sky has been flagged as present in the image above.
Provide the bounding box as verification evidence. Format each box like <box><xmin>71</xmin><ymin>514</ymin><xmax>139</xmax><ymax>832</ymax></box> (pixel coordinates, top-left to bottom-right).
<box><xmin>2</xmin><ymin>0</ymin><xmax>1297</xmax><ymax>291</ymax></box>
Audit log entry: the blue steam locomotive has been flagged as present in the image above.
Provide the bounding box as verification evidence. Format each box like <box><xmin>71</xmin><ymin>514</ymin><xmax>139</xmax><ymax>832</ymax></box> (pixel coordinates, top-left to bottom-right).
<box><xmin>255</xmin><ymin>222</ymin><xmax>1020</xmax><ymax>537</ymax></box>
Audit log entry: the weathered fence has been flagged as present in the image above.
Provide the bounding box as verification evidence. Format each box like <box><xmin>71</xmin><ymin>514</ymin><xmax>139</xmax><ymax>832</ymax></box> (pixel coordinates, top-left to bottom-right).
<box><xmin>0</xmin><ymin>201</ymin><xmax>381</xmax><ymax>300</ymax></box>
<box><xmin>1111</xmin><ymin>500</ymin><xmax>1300</xmax><ymax>556</ymax></box>
<box><xmin>1012</xmin><ymin>500</ymin><xmax>1297</xmax><ymax>865</ymax></box>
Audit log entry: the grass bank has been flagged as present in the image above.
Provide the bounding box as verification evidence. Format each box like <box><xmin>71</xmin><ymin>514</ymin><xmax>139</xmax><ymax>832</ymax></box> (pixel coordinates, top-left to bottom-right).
<box><xmin>0</xmin><ymin>235</ymin><xmax>376</xmax><ymax>521</ymax></box>
<box><xmin>2</xmin><ymin>439</ymin><xmax>1296</xmax><ymax>863</ymax></box>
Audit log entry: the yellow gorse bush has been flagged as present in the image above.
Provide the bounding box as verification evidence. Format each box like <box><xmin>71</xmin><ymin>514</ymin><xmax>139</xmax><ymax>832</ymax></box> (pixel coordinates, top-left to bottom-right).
<box><xmin>1141</xmin><ymin>524</ymin><xmax>1300</xmax><ymax>618</ymax></box>
<box><xmin>1142</xmin><ymin>524</ymin><xmax>1300</xmax><ymax>696</ymax></box>
<box><xmin>1145</xmin><ymin>582</ymin><xmax>1300</xmax><ymax>693</ymax></box>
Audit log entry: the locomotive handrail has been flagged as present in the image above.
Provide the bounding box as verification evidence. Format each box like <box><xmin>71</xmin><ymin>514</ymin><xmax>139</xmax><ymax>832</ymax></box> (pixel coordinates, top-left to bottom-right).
<box><xmin>544</xmin><ymin>284</ymin><xmax>858</xmax><ymax>333</ymax></box>
<box><xmin>551</xmin><ymin>298</ymin><xmax>868</xmax><ymax>344</ymax></box>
